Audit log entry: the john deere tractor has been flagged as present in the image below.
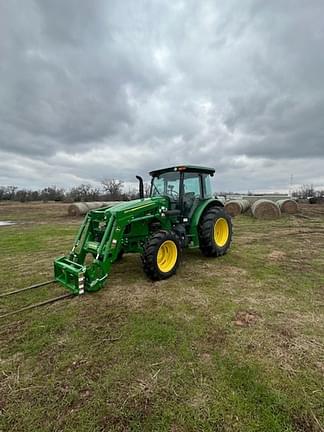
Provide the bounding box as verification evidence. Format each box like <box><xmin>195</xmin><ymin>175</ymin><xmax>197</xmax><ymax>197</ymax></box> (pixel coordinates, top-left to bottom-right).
<box><xmin>54</xmin><ymin>165</ymin><xmax>232</xmax><ymax>294</ymax></box>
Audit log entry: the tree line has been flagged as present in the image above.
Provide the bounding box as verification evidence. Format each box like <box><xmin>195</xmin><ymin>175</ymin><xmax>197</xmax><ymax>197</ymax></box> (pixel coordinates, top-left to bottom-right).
<box><xmin>0</xmin><ymin>179</ymin><xmax>150</xmax><ymax>202</ymax></box>
<box><xmin>292</xmin><ymin>184</ymin><xmax>324</xmax><ymax>200</ymax></box>
<box><xmin>1</xmin><ymin>180</ymin><xmax>323</xmax><ymax>203</ymax></box>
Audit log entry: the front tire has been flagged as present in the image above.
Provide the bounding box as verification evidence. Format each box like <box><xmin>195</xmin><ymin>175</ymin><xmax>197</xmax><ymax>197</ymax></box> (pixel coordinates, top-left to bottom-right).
<box><xmin>199</xmin><ymin>207</ymin><xmax>232</xmax><ymax>257</ymax></box>
<box><xmin>142</xmin><ymin>230</ymin><xmax>181</xmax><ymax>280</ymax></box>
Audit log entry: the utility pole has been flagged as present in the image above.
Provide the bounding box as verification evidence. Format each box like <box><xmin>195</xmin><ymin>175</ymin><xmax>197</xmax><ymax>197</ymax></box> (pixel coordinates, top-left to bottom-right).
<box><xmin>289</xmin><ymin>174</ymin><xmax>294</xmax><ymax>197</ymax></box>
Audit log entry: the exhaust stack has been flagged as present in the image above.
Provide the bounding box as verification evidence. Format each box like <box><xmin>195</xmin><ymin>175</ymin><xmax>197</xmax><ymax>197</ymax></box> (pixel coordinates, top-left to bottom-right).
<box><xmin>136</xmin><ymin>175</ymin><xmax>144</xmax><ymax>199</ymax></box>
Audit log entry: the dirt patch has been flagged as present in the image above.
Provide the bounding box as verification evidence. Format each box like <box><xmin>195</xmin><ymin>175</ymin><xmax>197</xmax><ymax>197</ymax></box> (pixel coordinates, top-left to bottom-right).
<box><xmin>200</xmin><ymin>352</ymin><xmax>212</xmax><ymax>363</ymax></box>
<box><xmin>298</xmin><ymin>203</ymin><xmax>324</xmax><ymax>219</ymax></box>
<box><xmin>121</xmin><ymin>377</ymin><xmax>157</xmax><ymax>421</ymax></box>
<box><xmin>198</xmin><ymin>263</ymin><xmax>248</xmax><ymax>278</ymax></box>
<box><xmin>223</xmin><ymin>265</ymin><xmax>248</xmax><ymax>276</ymax></box>
<box><xmin>268</xmin><ymin>250</ymin><xmax>287</xmax><ymax>261</ymax></box>
<box><xmin>292</xmin><ymin>412</ymin><xmax>321</xmax><ymax>432</ymax></box>
<box><xmin>99</xmin><ymin>413</ymin><xmax>131</xmax><ymax>431</ymax></box>
<box><xmin>233</xmin><ymin>310</ymin><xmax>260</xmax><ymax>327</ymax></box>
<box><xmin>205</xmin><ymin>328</ymin><xmax>228</xmax><ymax>347</ymax></box>
<box><xmin>277</xmin><ymin>326</ymin><xmax>297</xmax><ymax>339</ymax></box>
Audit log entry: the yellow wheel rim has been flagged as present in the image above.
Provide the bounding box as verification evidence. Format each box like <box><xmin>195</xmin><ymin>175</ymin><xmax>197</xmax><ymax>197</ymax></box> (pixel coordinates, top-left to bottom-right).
<box><xmin>157</xmin><ymin>240</ymin><xmax>178</xmax><ymax>273</ymax></box>
<box><xmin>214</xmin><ymin>218</ymin><xmax>229</xmax><ymax>247</ymax></box>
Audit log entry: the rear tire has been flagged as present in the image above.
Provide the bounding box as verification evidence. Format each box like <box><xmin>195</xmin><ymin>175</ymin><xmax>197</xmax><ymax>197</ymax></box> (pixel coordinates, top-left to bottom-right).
<box><xmin>199</xmin><ymin>207</ymin><xmax>232</xmax><ymax>257</ymax></box>
<box><xmin>142</xmin><ymin>230</ymin><xmax>181</xmax><ymax>280</ymax></box>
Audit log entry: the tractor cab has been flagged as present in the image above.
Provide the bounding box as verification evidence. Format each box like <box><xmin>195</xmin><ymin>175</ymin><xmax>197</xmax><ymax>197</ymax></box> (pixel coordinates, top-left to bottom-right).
<box><xmin>149</xmin><ymin>165</ymin><xmax>215</xmax><ymax>218</ymax></box>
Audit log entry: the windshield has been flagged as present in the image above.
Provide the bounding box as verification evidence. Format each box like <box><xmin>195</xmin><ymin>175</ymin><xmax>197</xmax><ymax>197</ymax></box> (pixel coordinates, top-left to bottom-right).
<box><xmin>151</xmin><ymin>171</ymin><xmax>180</xmax><ymax>200</ymax></box>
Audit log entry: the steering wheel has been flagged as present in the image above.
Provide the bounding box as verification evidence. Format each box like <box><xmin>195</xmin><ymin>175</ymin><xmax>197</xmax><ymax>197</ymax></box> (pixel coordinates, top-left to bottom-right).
<box><xmin>167</xmin><ymin>185</ymin><xmax>178</xmax><ymax>199</ymax></box>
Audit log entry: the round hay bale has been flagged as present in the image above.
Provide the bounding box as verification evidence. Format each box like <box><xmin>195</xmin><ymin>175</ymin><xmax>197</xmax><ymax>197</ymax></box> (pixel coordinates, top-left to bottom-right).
<box><xmin>100</xmin><ymin>202</ymin><xmax>116</xmax><ymax>208</ymax></box>
<box><xmin>277</xmin><ymin>199</ymin><xmax>298</xmax><ymax>214</ymax></box>
<box><xmin>83</xmin><ymin>202</ymin><xmax>117</xmax><ymax>211</ymax></box>
<box><xmin>240</xmin><ymin>199</ymin><xmax>251</xmax><ymax>213</ymax></box>
<box><xmin>225</xmin><ymin>199</ymin><xmax>250</xmax><ymax>217</ymax></box>
<box><xmin>86</xmin><ymin>202</ymin><xmax>103</xmax><ymax>210</ymax></box>
<box><xmin>225</xmin><ymin>201</ymin><xmax>242</xmax><ymax>217</ymax></box>
<box><xmin>251</xmin><ymin>199</ymin><xmax>281</xmax><ymax>219</ymax></box>
<box><xmin>68</xmin><ymin>202</ymin><xmax>90</xmax><ymax>217</ymax></box>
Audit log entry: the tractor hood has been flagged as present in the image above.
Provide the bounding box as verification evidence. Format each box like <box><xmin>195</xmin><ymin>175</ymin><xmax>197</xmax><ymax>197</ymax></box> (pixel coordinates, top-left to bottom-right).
<box><xmin>103</xmin><ymin>196</ymin><xmax>168</xmax><ymax>215</ymax></box>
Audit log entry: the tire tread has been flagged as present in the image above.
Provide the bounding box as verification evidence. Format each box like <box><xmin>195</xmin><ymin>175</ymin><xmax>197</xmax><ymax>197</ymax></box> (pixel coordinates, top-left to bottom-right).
<box><xmin>141</xmin><ymin>230</ymin><xmax>180</xmax><ymax>280</ymax></box>
<box><xmin>199</xmin><ymin>207</ymin><xmax>233</xmax><ymax>257</ymax></box>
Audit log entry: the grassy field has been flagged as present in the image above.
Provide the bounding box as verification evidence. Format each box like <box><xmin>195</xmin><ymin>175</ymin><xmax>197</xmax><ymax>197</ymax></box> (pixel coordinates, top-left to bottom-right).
<box><xmin>0</xmin><ymin>202</ymin><xmax>323</xmax><ymax>432</ymax></box>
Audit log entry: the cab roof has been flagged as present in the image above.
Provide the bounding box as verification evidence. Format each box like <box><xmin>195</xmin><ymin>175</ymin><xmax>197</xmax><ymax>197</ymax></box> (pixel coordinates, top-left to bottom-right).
<box><xmin>149</xmin><ymin>165</ymin><xmax>215</xmax><ymax>177</ymax></box>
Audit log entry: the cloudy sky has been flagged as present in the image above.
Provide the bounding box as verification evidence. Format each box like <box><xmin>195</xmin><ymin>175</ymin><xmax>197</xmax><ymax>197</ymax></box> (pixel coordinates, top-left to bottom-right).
<box><xmin>1</xmin><ymin>0</ymin><xmax>324</xmax><ymax>193</ymax></box>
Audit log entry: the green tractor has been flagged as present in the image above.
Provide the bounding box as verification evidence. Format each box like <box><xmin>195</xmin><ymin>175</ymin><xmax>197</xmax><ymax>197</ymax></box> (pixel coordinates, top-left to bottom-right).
<box><xmin>54</xmin><ymin>165</ymin><xmax>233</xmax><ymax>294</ymax></box>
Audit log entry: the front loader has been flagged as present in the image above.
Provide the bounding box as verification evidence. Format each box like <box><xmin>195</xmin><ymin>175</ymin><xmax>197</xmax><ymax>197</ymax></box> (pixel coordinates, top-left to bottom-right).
<box><xmin>54</xmin><ymin>165</ymin><xmax>233</xmax><ymax>294</ymax></box>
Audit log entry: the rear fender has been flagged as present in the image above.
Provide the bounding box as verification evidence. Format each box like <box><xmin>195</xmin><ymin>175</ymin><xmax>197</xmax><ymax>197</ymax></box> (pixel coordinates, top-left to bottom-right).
<box><xmin>189</xmin><ymin>198</ymin><xmax>224</xmax><ymax>246</ymax></box>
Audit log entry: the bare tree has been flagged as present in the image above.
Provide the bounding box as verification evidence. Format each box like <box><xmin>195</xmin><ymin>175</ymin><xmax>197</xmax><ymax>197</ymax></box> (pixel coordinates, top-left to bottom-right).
<box><xmin>3</xmin><ymin>186</ymin><xmax>18</xmax><ymax>200</ymax></box>
<box><xmin>15</xmin><ymin>189</ymin><xmax>28</xmax><ymax>202</ymax></box>
<box><xmin>101</xmin><ymin>179</ymin><xmax>124</xmax><ymax>200</ymax></box>
<box><xmin>292</xmin><ymin>184</ymin><xmax>315</xmax><ymax>199</ymax></box>
<box><xmin>144</xmin><ymin>182</ymin><xmax>151</xmax><ymax>197</ymax></box>
<box><xmin>40</xmin><ymin>186</ymin><xmax>65</xmax><ymax>202</ymax></box>
<box><xmin>68</xmin><ymin>184</ymin><xmax>100</xmax><ymax>202</ymax></box>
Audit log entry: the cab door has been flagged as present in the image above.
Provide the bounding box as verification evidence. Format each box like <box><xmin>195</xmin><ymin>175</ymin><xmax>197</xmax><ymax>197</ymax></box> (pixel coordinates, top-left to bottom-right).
<box><xmin>182</xmin><ymin>172</ymin><xmax>203</xmax><ymax>218</ymax></box>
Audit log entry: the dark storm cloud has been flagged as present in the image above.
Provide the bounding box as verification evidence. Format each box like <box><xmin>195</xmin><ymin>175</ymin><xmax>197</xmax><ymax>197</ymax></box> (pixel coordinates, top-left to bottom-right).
<box><xmin>0</xmin><ymin>0</ymin><xmax>324</xmax><ymax>190</ymax></box>
<box><xmin>0</xmin><ymin>0</ymin><xmax>167</xmax><ymax>157</ymax></box>
<box><xmin>223</xmin><ymin>0</ymin><xmax>324</xmax><ymax>159</ymax></box>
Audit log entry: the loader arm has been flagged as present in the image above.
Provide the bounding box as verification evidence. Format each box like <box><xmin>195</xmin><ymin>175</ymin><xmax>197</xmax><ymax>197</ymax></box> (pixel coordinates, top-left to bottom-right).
<box><xmin>54</xmin><ymin>197</ymin><xmax>170</xmax><ymax>294</ymax></box>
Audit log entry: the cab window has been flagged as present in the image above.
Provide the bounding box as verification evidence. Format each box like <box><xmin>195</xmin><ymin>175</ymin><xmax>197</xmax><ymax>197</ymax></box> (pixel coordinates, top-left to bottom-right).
<box><xmin>202</xmin><ymin>174</ymin><xmax>212</xmax><ymax>197</ymax></box>
<box><xmin>183</xmin><ymin>173</ymin><xmax>201</xmax><ymax>197</ymax></box>
<box><xmin>151</xmin><ymin>171</ymin><xmax>180</xmax><ymax>200</ymax></box>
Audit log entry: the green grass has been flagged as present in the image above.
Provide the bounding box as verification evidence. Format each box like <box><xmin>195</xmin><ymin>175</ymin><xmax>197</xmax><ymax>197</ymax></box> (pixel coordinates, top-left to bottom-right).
<box><xmin>0</xmin><ymin>202</ymin><xmax>323</xmax><ymax>431</ymax></box>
